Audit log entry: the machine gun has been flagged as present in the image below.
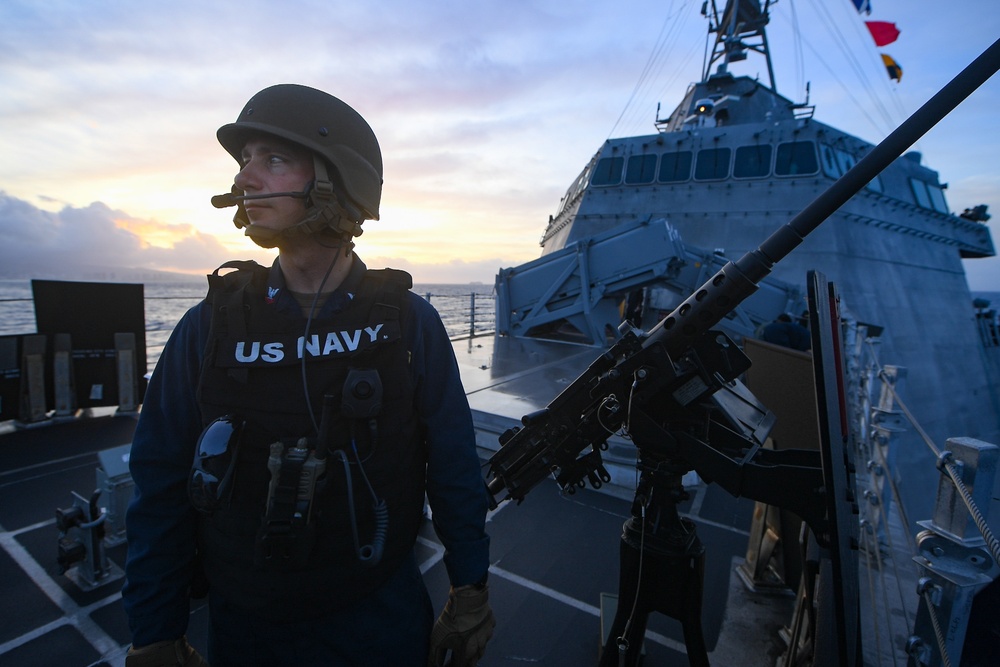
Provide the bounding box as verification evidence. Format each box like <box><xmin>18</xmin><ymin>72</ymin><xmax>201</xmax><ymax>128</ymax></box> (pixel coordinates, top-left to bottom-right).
<box><xmin>485</xmin><ymin>39</ymin><xmax>1000</xmax><ymax>667</ymax></box>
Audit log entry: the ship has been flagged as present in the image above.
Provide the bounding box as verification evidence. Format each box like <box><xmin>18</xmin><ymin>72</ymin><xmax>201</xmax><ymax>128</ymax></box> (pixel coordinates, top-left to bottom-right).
<box><xmin>480</xmin><ymin>0</ymin><xmax>1000</xmax><ymax>663</ymax></box>
<box><xmin>492</xmin><ymin>0</ymin><xmax>1000</xmax><ymax>529</ymax></box>
<box><xmin>1</xmin><ymin>1</ymin><xmax>999</xmax><ymax>665</ymax></box>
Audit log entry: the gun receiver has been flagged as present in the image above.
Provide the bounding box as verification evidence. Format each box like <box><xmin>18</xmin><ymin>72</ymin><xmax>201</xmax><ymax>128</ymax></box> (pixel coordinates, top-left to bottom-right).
<box><xmin>486</xmin><ymin>38</ymin><xmax>1000</xmax><ymax>531</ymax></box>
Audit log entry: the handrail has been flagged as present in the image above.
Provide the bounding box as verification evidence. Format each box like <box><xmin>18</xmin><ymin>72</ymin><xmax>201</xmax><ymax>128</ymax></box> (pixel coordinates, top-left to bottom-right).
<box><xmin>872</xmin><ymin>361</ymin><xmax>1000</xmax><ymax>567</ymax></box>
<box><xmin>856</xmin><ymin>332</ymin><xmax>999</xmax><ymax>666</ymax></box>
<box><xmin>852</xmin><ymin>332</ymin><xmax>916</xmax><ymax>666</ymax></box>
<box><xmin>918</xmin><ymin>579</ymin><xmax>954</xmax><ymax>667</ymax></box>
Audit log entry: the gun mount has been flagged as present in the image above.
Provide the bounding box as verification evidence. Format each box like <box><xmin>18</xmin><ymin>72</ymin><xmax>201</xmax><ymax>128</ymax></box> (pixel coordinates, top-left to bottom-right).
<box><xmin>486</xmin><ymin>35</ymin><xmax>1000</xmax><ymax>514</ymax></box>
<box><xmin>485</xmin><ymin>37</ymin><xmax>1000</xmax><ymax>667</ymax></box>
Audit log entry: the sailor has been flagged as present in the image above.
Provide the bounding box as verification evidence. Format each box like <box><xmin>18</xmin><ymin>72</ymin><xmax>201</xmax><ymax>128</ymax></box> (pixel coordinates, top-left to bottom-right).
<box><xmin>760</xmin><ymin>312</ymin><xmax>811</xmax><ymax>351</ymax></box>
<box><xmin>123</xmin><ymin>84</ymin><xmax>494</xmax><ymax>666</ymax></box>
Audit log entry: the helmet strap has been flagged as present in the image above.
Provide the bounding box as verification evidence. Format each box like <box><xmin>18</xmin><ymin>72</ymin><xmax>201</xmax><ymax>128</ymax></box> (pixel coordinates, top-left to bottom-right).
<box><xmin>307</xmin><ymin>156</ymin><xmax>364</xmax><ymax>239</ymax></box>
<box><xmin>240</xmin><ymin>156</ymin><xmax>363</xmax><ymax>248</ymax></box>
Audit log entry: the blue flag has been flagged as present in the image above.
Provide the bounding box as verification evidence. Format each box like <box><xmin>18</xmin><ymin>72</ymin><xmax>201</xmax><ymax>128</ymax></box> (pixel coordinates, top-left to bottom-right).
<box><xmin>851</xmin><ymin>0</ymin><xmax>872</xmax><ymax>15</ymax></box>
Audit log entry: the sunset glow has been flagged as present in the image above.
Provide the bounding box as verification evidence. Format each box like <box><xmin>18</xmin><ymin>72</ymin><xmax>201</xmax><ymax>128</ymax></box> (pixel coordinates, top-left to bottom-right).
<box><xmin>2</xmin><ymin>0</ymin><xmax>998</xmax><ymax>286</ymax></box>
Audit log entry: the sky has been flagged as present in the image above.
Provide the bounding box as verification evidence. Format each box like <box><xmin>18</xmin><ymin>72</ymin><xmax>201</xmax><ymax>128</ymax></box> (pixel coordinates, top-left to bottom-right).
<box><xmin>1</xmin><ymin>0</ymin><xmax>999</xmax><ymax>288</ymax></box>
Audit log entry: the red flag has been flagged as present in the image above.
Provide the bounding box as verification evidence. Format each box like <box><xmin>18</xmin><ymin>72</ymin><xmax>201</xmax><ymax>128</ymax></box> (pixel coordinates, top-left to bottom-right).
<box><xmin>866</xmin><ymin>21</ymin><xmax>900</xmax><ymax>47</ymax></box>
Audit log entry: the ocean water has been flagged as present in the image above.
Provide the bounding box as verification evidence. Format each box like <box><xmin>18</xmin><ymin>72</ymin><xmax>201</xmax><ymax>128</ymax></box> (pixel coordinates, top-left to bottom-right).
<box><xmin>4</xmin><ymin>278</ymin><xmax>994</xmax><ymax>375</ymax></box>
<box><xmin>0</xmin><ymin>278</ymin><xmax>495</xmax><ymax>375</ymax></box>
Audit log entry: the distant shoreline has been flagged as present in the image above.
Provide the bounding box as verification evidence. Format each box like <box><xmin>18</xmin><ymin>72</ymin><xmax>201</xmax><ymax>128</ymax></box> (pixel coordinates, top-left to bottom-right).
<box><xmin>0</xmin><ymin>274</ymin><xmax>994</xmax><ymax>305</ymax></box>
<box><xmin>0</xmin><ymin>268</ymin><xmax>205</xmax><ymax>284</ymax></box>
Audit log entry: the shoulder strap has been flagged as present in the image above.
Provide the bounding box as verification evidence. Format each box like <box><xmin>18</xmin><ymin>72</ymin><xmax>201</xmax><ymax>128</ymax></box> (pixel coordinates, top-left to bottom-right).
<box><xmin>367</xmin><ymin>268</ymin><xmax>413</xmax><ymax>291</ymax></box>
<box><xmin>358</xmin><ymin>268</ymin><xmax>412</xmax><ymax>323</ymax></box>
<box><xmin>207</xmin><ymin>260</ymin><xmax>269</xmax><ymax>295</ymax></box>
<box><xmin>206</xmin><ymin>261</ymin><xmax>269</xmax><ymax>384</ymax></box>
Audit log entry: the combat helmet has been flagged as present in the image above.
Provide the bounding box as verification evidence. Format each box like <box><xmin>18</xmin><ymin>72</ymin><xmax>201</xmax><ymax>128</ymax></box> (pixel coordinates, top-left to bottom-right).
<box><xmin>217</xmin><ymin>84</ymin><xmax>382</xmax><ymax>243</ymax></box>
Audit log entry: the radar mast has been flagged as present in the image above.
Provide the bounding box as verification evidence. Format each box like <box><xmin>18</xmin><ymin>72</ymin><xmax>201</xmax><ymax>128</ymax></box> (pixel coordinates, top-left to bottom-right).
<box><xmin>702</xmin><ymin>0</ymin><xmax>777</xmax><ymax>92</ymax></box>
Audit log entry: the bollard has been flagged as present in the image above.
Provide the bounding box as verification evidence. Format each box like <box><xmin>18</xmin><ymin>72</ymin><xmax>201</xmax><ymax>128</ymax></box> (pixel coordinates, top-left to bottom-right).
<box><xmin>55</xmin><ymin>489</ymin><xmax>124</xmax><ymax>590</ymax></box>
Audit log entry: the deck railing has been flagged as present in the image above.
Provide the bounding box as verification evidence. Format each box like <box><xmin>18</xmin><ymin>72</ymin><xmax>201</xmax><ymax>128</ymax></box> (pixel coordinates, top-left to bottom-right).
<box><xmin>975</xmin><ymin>307</ymin><xmax>999</xmax><ymax>348</ymax></box>
<box><xmin>854</xmin><ymin>331</ymin><xmax>998</xmax><ymax>667</ymax></box>
<box><xmin>1</xmin><ymin>289</ymin><xmax>497</xmax><ymax>379</ymax></box>
<box><xmin>421</xmin><ymin>291</ymin><xmax>496</xmax><ymax>340</ymax></box>
<box><xmin>139</xmin><ymin>291</ymin><xmax>497</xmax><ymax>369</ymax></box>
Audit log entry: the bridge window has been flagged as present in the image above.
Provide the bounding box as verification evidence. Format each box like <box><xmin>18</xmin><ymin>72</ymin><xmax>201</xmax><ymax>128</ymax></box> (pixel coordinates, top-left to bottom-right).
<box><xmin>658</xmin><ymin>151</ymin><xmax>692</xmax><ymax>182</ymax></box>
<box><xmin>555</xmin><ymin>163</ymin><xmax>593</xmax><ymax>215</ymax></box>
<box><xmin>625</xmin><ymin>154</ymin><xmax>658</xmax><ymax>184</ymax></box>
<box><xmin>590</xmin><ymin>156</ymin><xmax>624</xmax><ymax>186</ymax></box>
<box><xmin>695</xmin><ymin>147</ymin><xmax>731</xmax><ymax>180</ymax></box>
<box><xmin>775</xmin><ymin>141</ymin><xmax>818</xmax><ymax>176</ymax></box>
<box><xmin>837</xmin><ymin>150</ymin><xmax>857</xmax><ymax>174</ymax></box>
<box><xmin>910</xmin><ymin>178</ymin><xmax>932</xmax><ymax>209</ymax></box>
<box><xmin>734</xmin><ymin>145</ymin><xmax>772</xmax><ymax>178</ymax></box>
<box><xmin>910</xmin><ymin>179</ymin><xmax>950</xmax><ymax>213</ymax></box>
<box><xmin>927</xmin><ymin>184</ymin><xmax>949</xmax><ymax>213</ymax></box>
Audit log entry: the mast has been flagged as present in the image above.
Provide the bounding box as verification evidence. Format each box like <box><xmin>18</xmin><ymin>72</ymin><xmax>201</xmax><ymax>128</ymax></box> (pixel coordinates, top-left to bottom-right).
<box><xmin>703</xmin><ymin>0</ymin><xmax>777</xmax><ymax>91</ymax></box>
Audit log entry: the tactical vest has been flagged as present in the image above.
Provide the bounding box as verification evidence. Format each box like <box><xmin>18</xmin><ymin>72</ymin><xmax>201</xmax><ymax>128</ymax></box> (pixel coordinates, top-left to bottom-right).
<box><xmin>196</xmin><ymin>261</ymin><xmax>426</xmax><ymax>620</ymax></box>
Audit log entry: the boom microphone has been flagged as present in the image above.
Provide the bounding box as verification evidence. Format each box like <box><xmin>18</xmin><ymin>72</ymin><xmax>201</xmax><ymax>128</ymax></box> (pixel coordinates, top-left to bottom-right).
<box><xmin>211</xmin><ymin>187</ymin><xmax>312</xmax><ymax>209</ymax></box>
<box><xmin>211</xmin><ymin>191</ymin><xmax>240</xmax><ymax>208</ymax></box>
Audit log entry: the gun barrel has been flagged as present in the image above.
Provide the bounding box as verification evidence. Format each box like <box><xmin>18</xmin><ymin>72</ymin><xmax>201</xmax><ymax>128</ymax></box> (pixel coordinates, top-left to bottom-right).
<box><xmin>644</xmin><ymin>36</ymin><xmax>1000</xmax><ymax>357</ymax></box>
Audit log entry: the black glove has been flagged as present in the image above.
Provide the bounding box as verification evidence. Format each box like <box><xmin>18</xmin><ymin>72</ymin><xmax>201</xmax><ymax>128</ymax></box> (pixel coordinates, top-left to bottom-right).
<box><xmin>125</xmin><ymin>636</ymin><xmax>209</xmax><ymax>667</ymax></box>
<box><xmin>428</xmin><ymin>584</ymin><xmax>496</xmax><ymax>666</ymax></box>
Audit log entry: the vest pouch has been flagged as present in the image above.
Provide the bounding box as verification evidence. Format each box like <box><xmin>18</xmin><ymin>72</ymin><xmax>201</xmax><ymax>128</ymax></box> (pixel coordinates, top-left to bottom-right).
<box><xmin>255</xmin><ymin>520</ymin><xmax>317</xmax><ymax>571</ymax></box>
<box><xmin>254</xmin><ymin>439</ymin><xmax>325</xmax><ymax>570</ymax></box>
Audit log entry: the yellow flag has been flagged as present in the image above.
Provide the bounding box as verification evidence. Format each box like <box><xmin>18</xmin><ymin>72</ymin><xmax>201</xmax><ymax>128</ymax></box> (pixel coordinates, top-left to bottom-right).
<box><xmin>881</xmin><ymin>54</ymin><xmax>903</xmax><ymax>82</ymax></box>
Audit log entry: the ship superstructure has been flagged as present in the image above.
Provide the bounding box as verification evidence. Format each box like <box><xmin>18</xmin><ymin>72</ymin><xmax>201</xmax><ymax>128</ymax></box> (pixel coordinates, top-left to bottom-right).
<box><xmin>498</xmin><ymin>0</ymin><xmax>1000</xmax><ymax>524</ymax></box>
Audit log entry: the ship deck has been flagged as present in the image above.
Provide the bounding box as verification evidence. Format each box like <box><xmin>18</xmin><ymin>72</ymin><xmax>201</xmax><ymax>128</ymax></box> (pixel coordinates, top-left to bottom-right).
<box><xmin>0</xmin><ymin>333</ymin><xmax>827</xmax><ymax>666</ymax></box>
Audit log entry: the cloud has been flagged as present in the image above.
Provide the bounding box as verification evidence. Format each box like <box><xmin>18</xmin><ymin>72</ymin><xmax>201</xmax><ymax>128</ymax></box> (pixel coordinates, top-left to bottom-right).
<box><xmin>0</xmin><ymin>192</ymin><xmax>511</xmax><ymax>284</ymax></box>
<box><xmin>365</xmin><ymin>255</ymin><xmax>507</xmax><ymax>286</ymax></box>
<box><xmin>1</xmin><ymin>0</ymin><xmax>998</xmax><ymax>290</ymax></box>
<box><xmin>0</xmin><ymin>192</ymin><xmax>232</xmax><ymax>278</ymax></box>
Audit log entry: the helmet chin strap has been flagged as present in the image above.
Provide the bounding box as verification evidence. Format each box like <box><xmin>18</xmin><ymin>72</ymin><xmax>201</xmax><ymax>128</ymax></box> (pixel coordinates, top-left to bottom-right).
<box><xmin>239</xmin><ymin>156</ymin><xmax>365</xmax><ymax>249</ymax></box>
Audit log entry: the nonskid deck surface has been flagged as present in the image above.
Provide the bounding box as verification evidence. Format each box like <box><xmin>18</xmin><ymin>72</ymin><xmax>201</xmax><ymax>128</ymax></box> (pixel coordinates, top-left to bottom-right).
<box><xmin>0</xmin><ymin>419</ymin><xmax>759</xmax><ymax>666</ymax></box>
<box><xmin>0</xmin><ymin>414</ymin><xmax>139</xmax><ymax>667</ymax></box>
<box><xmin>0</xmin><ymin>336</ymin><xmax>765</xmax><ymax>666</ymax></box>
